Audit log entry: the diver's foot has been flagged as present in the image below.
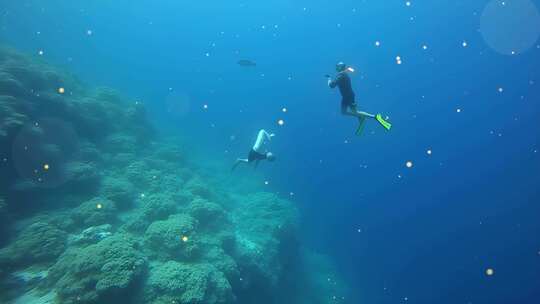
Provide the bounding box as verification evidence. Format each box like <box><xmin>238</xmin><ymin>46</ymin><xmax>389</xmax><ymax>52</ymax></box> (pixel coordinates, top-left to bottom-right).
<box><xmin>376</xmin><ymin>114</ymin><xmax>392</xmax><ymax>131</ymax></box>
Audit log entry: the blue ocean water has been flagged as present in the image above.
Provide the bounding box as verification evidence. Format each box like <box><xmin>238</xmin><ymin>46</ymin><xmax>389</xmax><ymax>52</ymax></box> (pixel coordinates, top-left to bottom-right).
<box><xmin>1</xmin><ymin>0</ymin><xmax>540</xmax><ymax>303</ymax></box>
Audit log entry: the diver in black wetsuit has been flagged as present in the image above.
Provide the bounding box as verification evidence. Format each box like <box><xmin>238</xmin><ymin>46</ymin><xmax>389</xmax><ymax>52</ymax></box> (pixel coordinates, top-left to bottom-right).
<box><xmin>327</xmin><ymin>62</ymin><xmax>392</xmax><ymax>133</ymax></box>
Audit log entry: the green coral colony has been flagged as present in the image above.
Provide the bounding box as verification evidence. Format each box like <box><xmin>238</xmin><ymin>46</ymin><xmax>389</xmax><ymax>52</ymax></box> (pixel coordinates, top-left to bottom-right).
<box><xmin>0</xmin><ymin>46</ymin><xmax>347</xmax><ymax>303</ymax></box>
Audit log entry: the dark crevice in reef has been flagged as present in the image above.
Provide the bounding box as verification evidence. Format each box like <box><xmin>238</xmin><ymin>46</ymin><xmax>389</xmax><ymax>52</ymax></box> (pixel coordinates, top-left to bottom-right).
<box><xmin>0</xmin><ymin>46</ymin><xmax>348</xmax><ymax>304</ymax></box>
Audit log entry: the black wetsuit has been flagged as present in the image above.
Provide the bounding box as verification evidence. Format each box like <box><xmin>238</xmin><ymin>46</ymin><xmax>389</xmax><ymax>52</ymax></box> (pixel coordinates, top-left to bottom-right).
<box><xmin>248</xmin><ymin>149</ymin><xmax>267</xmax><ymax>162</ymax></box>
<box><xmin>329</xmin><ymin>72</ymin><xmax>356</xmax><ymax>111</ymax></box>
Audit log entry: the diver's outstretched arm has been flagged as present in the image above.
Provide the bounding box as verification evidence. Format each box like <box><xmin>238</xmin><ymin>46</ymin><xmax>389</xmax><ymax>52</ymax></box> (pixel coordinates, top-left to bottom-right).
<box><xmin>232</xmin><ymin>158</ymin><xmax>248</xmax><ymax>171</ymax></box>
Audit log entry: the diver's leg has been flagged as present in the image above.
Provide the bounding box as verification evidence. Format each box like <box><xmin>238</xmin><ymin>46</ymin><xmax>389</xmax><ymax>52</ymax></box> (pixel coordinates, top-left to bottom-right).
<box><xmin>358</xmin><ymin>111</ymin><xmax>375</xmax><ymax>118</ymax></box>
<box><xmin>342</xmin><ymin>103</ymin><xmax>363</xmax><ymax>118</ymax></box>
<box><xmin>232</xmin><ymin>158</ymin><xmax>248</xmax><ymax>171</ymax></box>
<box><xmin>350</xmin><ymin>104</ymin><xmax>375</xmax><ymax>118</ymax></box>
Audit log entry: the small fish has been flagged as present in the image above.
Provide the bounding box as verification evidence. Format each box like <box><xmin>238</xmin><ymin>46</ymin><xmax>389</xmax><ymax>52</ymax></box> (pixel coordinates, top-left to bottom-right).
<box><xmin>237</xmin><ymin>59</ymin><xmax>257</xmax><ymax>67</ymax></box>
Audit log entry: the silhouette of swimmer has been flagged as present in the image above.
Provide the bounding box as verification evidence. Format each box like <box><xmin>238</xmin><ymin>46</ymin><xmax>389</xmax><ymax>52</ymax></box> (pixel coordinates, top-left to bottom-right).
<box><xmin>327</xmin><ymin>61</ymin><xmax>392</xmax><ymax>134</ymax></box>
<box><xmin>232</xmin><ymin>129</ymin><xmax>276</xmax><ymax>170</ymax></box>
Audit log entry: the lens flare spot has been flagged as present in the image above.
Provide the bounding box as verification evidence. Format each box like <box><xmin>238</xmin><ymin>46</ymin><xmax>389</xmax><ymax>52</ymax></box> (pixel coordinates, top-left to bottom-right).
<box><xmin>486</xmin><ymin>268</ymin><xmax>494</xmax><ymax>276</ymax></box>
<box><xmin>277</xmin><ymin>119</ymin><xmax>285</xmax><ymax>126</ymax></box>
<box><xmin>96</xmin><ymin>203</ymin><xmax>102</xmax><ymax>209</ymax></box>
<box><xmin>43</xmin><ymin>164</ymin><xmax>49</xmax><ymax>170</ymax></box>
<box><xmin>406</xmin><ymin>161</ymin><xmax>413</xmax><ymax>168</ymax></box>
<box><xmin>181</xmin><ymin>236</ymin><xmax>189</xmax><ymax>242</ymax></box>
<box><xmin>58</xmin><ymin>87</ymin><xmax>65</xmax><ymax>94</ymax></box>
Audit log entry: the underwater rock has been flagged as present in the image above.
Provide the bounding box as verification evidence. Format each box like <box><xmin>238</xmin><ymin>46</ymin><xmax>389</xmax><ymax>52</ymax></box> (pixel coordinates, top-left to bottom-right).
<box><xmin>11</xmin><ymin>289</ymin><xmax>56</xmax><ymax>304</ymax></box>
<box><xmin>0</xmin><ymin>48</ymin><xmax>77</xmax><ymax>93</ymax></box>
<box><xmin>0</xmin><ymin>222</ymin><xmax>67</xmax><ymax>268</ymax></box>
<box><xmin>108</xmin><ymin>152</ymin><xmax>136</xmax><ymax>167</ymax></box>
<box><xmin>185</xmin><ymin>176</ymin><xmax>215</xmax><ymax>200</ymax></box>
<box><xmin>138</xmin><ymin>194</ymin><xmax>178</xmax><ymax>219</ymax></box>
<box><xmin>232</xmin><ymin>192</ymin><xmax>298</xmax><ymax>292</ymax></box>
<box><xmin>70</xmin><ymin>96</ymin><xmax>115</xmax><ymax>141</ymax></box>
<box><xmin>71</xmin><ymin>198</ymin><xmax>117</xmax><ymax>227</ymax></box>
<box><xmin>187</xmin><ymin>197</ymin><xmax>226</xmax><ymax>226</ymax></box>
<box><xmin>120</xmin><ymin>193</ymin><xmax>177</xmax><ymax>233</ymax></box>
<box><xmin>76</xmin><ymin>141</ymin><xmax>102</xmax><ymax>163</ymax></box>
<box><xmin>46</xmin><ymin>234</ymin><xmax>146</xmax><ymax>304</ymax></box>
<box><xmin>143</xmin><ymin>261</ymin><xmax>234</xmax><ymax>304</ymax></box>
<box><xmin>102</xmin><ymin>133</ymin><xmax>138</xmax><ymax>154</ymax></box>
<box><xmin>0</xmin><ymin>197</ymin><xmax>7</xmax><ymax>224</ymax></box>
<box><xmin>0</xmin><ymin>72</ymin><xmax>27</xmax><ymax>97</ymax></box>
<box><xmin>152</xmin><ymin>144</ymin><xmax>186</xmax><ymax>163</ymax></box>
<box><xmin>203</xmin><ymin>247</ymin><xmax>239</xmax><ymax>282</ymax></box>
<box><xmin>124</xmin><ymin>160</ymin><xmax>151</xmax><ymax>187</ymax></box>
<box><xmin>63</xmin><ymin>161</ymin><xmax>100</xmax><ymax>191</ymax></box>
<box><xmin>100</xmin><ymin>176</ymin><xmax>135</xmax><ymax>209</ymax></box>
<box><xmin>29</xmin><ymin>211</ymin><xmax>76</xmax><ymax>232</ymax></box>
<box><xmin>91</xmin><ymin>87</ymin><xmax>124</xmax><ymax>105</ymax></box>
<box><xmin>292</xmin><ymin>251</ymin><xmax>348</xmax><ymax>304</ymax></box>
<box><xmin>0</xmin><ymin>95</ymin><xmax>29</xmax><ymax>137</ymax></box>
<box><xmin>143</xmin><ymin>214</ymin><xmax>200</xmax><ymax>260</ymax></box>
<box><xmin>68</xmin><ymin>224</ymin><xmax>113</xmax><ymax>246</ymax></box>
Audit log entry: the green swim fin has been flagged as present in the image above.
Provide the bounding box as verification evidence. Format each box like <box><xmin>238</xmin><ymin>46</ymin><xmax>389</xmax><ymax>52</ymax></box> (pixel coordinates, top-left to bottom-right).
<box><xmin>356</xmin><ymin>116</ymin><xmax>366</xmax><ymax>136</ymax></box>
<box><xmin>376</xmin><ymin>114</ymin><xmax>392</xmax><ymax>130</ymax></box>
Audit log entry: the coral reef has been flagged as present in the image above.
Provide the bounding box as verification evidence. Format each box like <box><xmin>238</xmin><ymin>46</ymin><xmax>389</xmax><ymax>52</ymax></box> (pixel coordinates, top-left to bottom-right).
<box><xmin>0</xmin><ymin>197</ymin><xmax>8</xmax><ymax>244</ymax></box>
<box><xmin>71</xmin><ymin>197</ymin><xmax>117</xmax><ymax>228</ymax></box>
<box><xmin>45</xmin><ymin>234</ymin><xmax>146</xmax><ymax>304</ymax></box>
<box><xmin>0</xmin><ymin>222</ymin><xmax>67</xmax><ymax>268</ymax></box>
<box><xmin>143</xmin><ymin>214</ymin><xmax>200</xmax><ymax>260</ymax></box>
<box><xmin>99</xmin><ymin>176</ymin><xmax>135</xmax><ymax>209</ymax></box>
<box><xmin>0</xmin><ymin>46</ymin><xmax>347</xmax><ymax>304</ymax></box>
<box><xmin>143</xmin><ymin>261</ymin><xmax>234</xmax><ymax>304</ymax></box>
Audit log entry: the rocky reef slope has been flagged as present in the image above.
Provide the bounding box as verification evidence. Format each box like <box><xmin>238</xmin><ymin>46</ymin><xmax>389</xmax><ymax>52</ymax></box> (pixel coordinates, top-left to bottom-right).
<box><xmin>0</xmin><ymin>46</ymin><xmax>347</xmax><ymax>304</ymax></box>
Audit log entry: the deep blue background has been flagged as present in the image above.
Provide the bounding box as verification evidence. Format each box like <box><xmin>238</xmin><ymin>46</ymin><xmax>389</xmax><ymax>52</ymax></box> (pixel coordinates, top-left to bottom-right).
<box><xmin>2</xmin><ymin>0</ymin><xmax>540</xmax><ymax>303</ymax></box>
